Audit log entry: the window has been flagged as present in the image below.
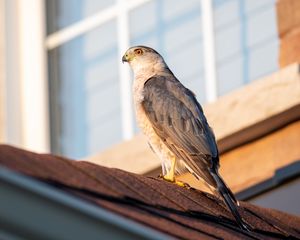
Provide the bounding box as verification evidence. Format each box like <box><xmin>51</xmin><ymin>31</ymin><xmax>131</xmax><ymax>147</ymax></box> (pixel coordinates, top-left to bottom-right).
<box><xmin>214</xmin><ymin>0</ymin><xmax>278</xmax><ymax>95</ymax></box>
<box><xmin>47</xmin><ymin>17</ymin><xmax>121</xmax><ymax>158</ymax></box>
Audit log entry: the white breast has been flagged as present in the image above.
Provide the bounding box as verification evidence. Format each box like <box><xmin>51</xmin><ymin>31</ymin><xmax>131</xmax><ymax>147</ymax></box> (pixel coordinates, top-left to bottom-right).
<box><xmin>132</xmin><ymin>73</ymin><xmax>175</xmax><ymax>176</ymax></box>
<box><xmin>132</xmin><ymin>75</ymin><xmax>155</xmax><ymax>137</ymax></box>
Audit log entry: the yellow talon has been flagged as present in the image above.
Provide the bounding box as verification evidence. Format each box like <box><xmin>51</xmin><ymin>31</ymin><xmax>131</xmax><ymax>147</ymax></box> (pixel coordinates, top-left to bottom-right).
<box><xmin>161</xmin><ymin>176</ymin><xmax>191</xmax><ymax>188</ymax></box>
<box><xmin>175</xmin><ymin>180</ymin><xmax>187</xmax><ymax>187</ymax></box>
<box><xmin>175</xmin><ymin>180</ymin><xmax>191</xmax><ymax>188</ymax></box>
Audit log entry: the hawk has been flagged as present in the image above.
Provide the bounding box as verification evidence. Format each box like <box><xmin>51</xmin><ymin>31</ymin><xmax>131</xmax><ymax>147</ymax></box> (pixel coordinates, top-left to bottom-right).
<box><xmin>122</xmin><ymin>45</ymin><xmax>249</xmax><ymax>230</ymax></box>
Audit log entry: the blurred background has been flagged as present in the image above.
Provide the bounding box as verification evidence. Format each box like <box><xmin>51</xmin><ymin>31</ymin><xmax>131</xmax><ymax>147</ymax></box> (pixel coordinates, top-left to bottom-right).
<box><xmin>0</xmin><ymin>0</ymin><xmax>278</xmax><ymax>159</ymax></box>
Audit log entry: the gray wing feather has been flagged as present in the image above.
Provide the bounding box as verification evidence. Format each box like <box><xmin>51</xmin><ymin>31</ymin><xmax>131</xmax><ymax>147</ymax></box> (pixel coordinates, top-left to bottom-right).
<box><xmin>142</xmin><ymin>75</ymin><xmax>219</xmax><ymax>187</ymax></box>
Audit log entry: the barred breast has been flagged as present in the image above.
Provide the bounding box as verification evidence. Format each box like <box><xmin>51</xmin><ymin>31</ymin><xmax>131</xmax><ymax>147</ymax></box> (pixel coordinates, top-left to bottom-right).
<box><xmin>132</xmin><ymin>76</ymin><xmax>174</xmax><ymax>175</ymax></box>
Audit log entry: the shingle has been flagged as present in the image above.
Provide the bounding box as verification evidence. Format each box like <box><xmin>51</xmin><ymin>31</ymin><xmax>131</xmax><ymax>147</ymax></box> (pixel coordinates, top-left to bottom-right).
<box><xmin>0</xmin><ymin>145</ymin><xmax>299</xmax><ymax>240</ymax></box>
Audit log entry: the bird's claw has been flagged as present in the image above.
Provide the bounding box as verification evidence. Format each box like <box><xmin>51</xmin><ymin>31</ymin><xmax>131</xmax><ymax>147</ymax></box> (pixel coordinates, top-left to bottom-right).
<box><xmin>174</xmin><ymin>180</ymin><xmax>191</xmax><ymax>188</ymax></box>
<box><xmin>158</xmin><ymin>175</ymin><xmax>191</xmax><ymax>189</ymax></box>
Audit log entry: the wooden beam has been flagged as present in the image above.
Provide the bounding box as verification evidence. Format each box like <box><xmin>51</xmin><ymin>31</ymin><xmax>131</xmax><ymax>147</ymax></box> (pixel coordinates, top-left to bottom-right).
<box><xmin>222</xmin><ymin>120</ymin><xmax>300</xmax><ymax>192</ymax></box>
<box><xmin>204</xmin><ymin>63</ymin><xmax>300</xmax><ymax>153</ymax></box>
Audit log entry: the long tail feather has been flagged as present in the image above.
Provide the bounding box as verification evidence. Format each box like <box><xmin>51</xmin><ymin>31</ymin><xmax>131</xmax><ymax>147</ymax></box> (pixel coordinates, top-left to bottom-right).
<box><xmin>210</xmin><ymin>170</ymin><xmax>250</xmax><ymax>231</ymax></box>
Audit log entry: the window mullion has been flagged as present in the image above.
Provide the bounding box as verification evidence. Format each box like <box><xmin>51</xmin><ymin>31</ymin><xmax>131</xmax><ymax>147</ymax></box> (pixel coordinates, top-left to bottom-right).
<box><xmin>201</xmin><ymin>0</ymin><xmax>218</xmax><ymax>102</ymax></box>
<box><xmin>117</xmin><ymin>0</ymin><xmax>134</xmax><ymax>140</ymax></box>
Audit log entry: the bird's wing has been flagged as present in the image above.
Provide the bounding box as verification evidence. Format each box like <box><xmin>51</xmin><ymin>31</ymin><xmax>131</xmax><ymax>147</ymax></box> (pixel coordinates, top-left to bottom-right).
<box><xmin>142</xmin><ymin>75</ymin><xmax>249</xmax><ymax>230</ymax></box>
<box><xmin>142</xmin><ymin>75</ymin><xmax>219</xmax><ymax>187</ymax></box>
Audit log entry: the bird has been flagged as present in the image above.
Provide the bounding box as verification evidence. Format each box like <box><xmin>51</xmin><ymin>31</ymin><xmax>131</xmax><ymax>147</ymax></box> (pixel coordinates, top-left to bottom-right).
<box><xmin>122</xmin><ymin>45</ymin><xmax>249</xmax><ymax>231</ymax></box>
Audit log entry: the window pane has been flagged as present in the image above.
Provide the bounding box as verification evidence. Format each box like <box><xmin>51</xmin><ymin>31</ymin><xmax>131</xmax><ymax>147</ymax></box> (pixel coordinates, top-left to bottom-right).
<box><xmin>46</xmin><ymin>0</ymin><xmax>115</xmax><ymax>34</ymax></box>
<box><xmin>128</xmin><ymin>0</ymin><xmax>205</xmax><ymax>135</ymax></box>
<box><xmin>214</xmin><ymin>0</ymin><xmax>278</xmax><ymax>95</ymax></box>
<box><xmin>48</xmin><ymin>20</ymin><xmax>121</xmax><ymax>159</ymax></box>
<box><xmin>129</xmin><ymin>0</ymin><xmax>205</xmax><ymax>103</ymax></box>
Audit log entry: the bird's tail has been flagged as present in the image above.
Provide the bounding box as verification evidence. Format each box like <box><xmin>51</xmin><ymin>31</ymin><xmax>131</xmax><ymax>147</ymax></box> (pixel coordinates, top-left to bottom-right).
<box><xmin>210</xmin><ymin>170</ymin><xmax>250</xmax><ymax>231</ymax></box>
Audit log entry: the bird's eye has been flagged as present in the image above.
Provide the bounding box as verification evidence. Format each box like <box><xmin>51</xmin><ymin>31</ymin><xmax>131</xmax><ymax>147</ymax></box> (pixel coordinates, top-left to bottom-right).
<box><xmin>134</xmin><ymin>49</ymin><xmax>143</xmax><ymax>55</ymax></box>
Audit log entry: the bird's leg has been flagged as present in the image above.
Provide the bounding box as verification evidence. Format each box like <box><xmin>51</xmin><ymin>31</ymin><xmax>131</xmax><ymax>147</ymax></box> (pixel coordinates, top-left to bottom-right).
<box><xmin>163</xmin><ymin>156</ymin><xmax>176</xmax><ymax>182</ymax></box>
<box><xmin>162</xmin><ymin>157</ymin><xmax>190</xmax><ymax>188</ymax></box>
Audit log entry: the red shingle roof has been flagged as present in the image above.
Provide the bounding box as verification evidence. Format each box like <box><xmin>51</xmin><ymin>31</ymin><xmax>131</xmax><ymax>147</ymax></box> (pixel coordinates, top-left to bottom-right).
<box><xmin>0</xmin><ymin>145</ymin><xmax>299</xmax><ymax>239</ymax></box>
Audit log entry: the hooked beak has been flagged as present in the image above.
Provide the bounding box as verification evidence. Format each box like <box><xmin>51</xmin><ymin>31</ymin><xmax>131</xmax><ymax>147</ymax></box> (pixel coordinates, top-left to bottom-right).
<box><xmin>122</xmin><ymin>54</ymin><xmax>128</xmax><ymax>63</ymax></box>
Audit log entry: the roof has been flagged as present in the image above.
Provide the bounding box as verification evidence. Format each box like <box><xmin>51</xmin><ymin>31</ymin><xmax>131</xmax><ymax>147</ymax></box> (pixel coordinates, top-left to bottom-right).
<box><xmin>0</xmin><ymin>145</ymin><xmax>300</xmax><ymax>239</ymax></box>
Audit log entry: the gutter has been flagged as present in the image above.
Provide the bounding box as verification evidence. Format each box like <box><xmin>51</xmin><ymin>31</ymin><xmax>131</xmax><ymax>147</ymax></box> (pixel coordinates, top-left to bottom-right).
<box><xmin>0</xmin><ymin>167</ymin><xmax>171</xmax><ymax>240</ymax></box>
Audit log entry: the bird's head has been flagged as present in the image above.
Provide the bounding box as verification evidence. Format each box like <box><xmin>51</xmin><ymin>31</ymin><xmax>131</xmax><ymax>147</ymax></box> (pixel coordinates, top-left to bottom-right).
<box><xmin>122</xmin><ymin>46</ymin><xmax>167</xmax><ymax>76</ymax></box>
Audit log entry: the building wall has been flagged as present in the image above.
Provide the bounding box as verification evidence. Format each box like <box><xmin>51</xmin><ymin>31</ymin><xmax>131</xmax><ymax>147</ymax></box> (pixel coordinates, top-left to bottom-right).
<box><xmin>277</xmin><ymin>0</ymin><xmax>300</xmax><ymax>67</ymax></box>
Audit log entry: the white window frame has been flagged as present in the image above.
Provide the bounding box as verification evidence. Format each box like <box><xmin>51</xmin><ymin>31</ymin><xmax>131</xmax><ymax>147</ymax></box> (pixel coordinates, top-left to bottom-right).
<box><xmin>4</xmin><ymin>0</ymin><xmax>49</xmax><ymax>153</ymax></box>
<box><xmin>4</xmin><ymin>0</ymin><xmax>217</xmax><ymax>154</ymax></box>
<box><xmin>201</xmin><ymin>0</ymin><xmax>217</xmax><ymax>102</ymax></box>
